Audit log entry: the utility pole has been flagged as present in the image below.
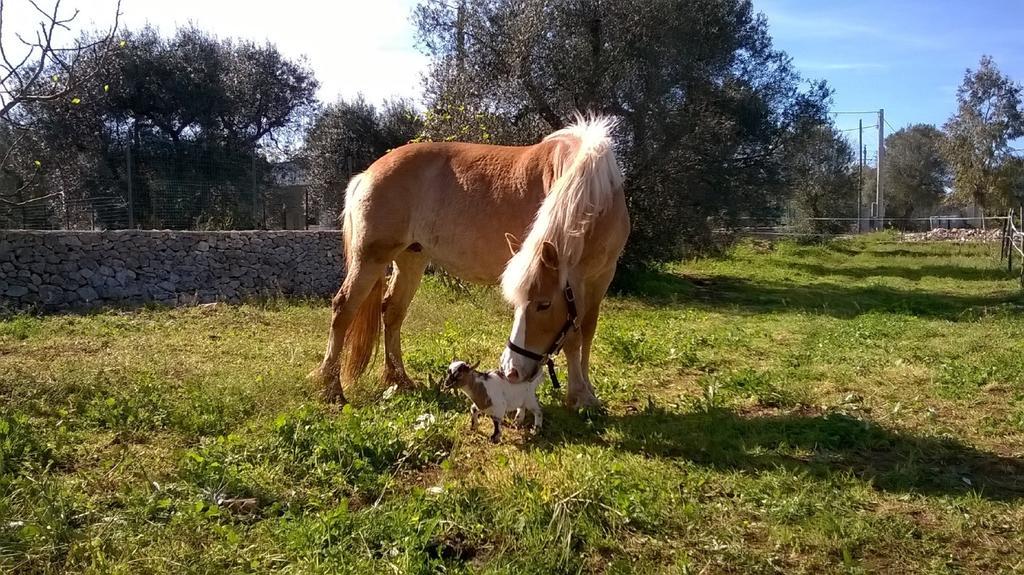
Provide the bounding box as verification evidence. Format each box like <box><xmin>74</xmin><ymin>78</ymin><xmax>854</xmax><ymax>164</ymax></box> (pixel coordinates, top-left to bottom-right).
<box><xmin>858</xmin><ymin>119</ymin><xmax>863</xmax><ymax>233</ymax></box>
<box><xmin>876</xmin><ymin>108</ymin><xmax>885</xmax><ymax>230</ymax></box>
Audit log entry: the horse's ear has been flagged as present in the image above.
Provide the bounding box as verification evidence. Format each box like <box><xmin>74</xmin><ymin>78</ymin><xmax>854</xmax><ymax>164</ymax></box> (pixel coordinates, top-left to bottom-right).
<box><xmin>540</xmin><ymin>241</ymin><xmax>559</xmax><ymax>270</ymax></box>
<box><xmin>505</xmin><ymin>233</ymin><xmax>522</xmax><ymax>256</ymax></box>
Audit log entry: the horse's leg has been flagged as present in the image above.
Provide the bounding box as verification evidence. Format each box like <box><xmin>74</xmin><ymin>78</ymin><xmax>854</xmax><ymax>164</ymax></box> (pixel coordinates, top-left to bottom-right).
<box><xmin>562</xmin><ymin>330</ymin><xmax>598</xmax><ymax>409</ymax></box>
<box><xmin>312</xmin><ymin>260</ymin><xmax>389</xmax><ymax>402</ymax></box>
<box><xmin>578</xmin><ymin>305</ymin><xmax>601</xmax><ymax>400</ymax></box>
<box><xmin>382</xmin><ymin>252</ymin><xmax>427</xmax><ymax>390</ymax></box>
<box><xmin>568</xmin><ymin>269</ymin><xmax>616</xmax><ymax>408</ymax></box>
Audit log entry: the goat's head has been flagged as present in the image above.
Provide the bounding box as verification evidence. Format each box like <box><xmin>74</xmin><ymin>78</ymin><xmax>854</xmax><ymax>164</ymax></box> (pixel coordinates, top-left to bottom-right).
<box><xmin>439</xmin><ymin>359</ymin><xmax>480</xmax><ymax>391</ymax></box>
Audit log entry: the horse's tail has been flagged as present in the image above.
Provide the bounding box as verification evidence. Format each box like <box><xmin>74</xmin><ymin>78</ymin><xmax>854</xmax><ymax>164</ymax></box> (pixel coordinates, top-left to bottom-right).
<box><xmin>340</xmin><ymin>173</ymin><xmax>383</xmax><ymax>385</ymax></box>
<box><xmin>340</xmin><ymin>274</ymin><xmax>383</xmax><ymax>385</ymax></box>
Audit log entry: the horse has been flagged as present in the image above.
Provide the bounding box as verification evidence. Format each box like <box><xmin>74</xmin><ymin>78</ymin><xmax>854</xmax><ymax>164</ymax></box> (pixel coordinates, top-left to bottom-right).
<box><xmin>309</xmin><ymin>115</ymin><xmax>629</xmax><ymax>409</ymax></box>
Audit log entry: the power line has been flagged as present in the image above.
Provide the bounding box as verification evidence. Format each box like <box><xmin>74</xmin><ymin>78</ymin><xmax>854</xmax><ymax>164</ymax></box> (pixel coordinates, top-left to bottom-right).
<box><xmin>884</xmin><ymin>118</ymin><xmax>897</xmax><ymax>132</ymax></box>
<box><xmin>831</xmin><ymin>110</ymin><xmax>879</xmax><ymax>115</ymax></box>
<box><xmin>839</xmin><ymin>124</ymin><xmax>877</xmax><ymax>132</ymax></box>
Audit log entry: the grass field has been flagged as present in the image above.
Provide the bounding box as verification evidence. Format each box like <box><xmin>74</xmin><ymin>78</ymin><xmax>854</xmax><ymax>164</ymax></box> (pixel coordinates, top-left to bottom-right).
<box><xmin>3</xmin><ymin>233</ymin><xmax>1024</xmax><ymax>574</ymax></box>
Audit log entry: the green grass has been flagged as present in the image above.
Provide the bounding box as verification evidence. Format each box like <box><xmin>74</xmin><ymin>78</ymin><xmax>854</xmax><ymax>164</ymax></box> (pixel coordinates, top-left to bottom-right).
<box><xmin>3</xmin><ymin>232</ymin><xmax>1024</xmax><ymax>573</ymax></box>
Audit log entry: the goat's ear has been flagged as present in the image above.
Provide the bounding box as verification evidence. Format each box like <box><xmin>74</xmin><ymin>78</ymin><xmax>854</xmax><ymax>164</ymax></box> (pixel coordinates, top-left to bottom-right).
<box><xmin>505</xmin><ymin>233</ymin><xmax>522</xmax><ymax>256</ymax></box>
<box><xmin>469</xmin><ymin>359</ymin><xmax>480</xmax><ymax>370</ymax></box>
<box><xmin>540</xmin><ymin>241</ymin><xmax>559</xmax><ymax>270</ymax></box>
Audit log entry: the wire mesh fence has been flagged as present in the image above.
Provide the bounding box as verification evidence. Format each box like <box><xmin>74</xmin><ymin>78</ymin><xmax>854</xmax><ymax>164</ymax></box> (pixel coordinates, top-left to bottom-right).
<box><xmin>1</xmin><ymin>149</ymin><xmax>334</xmax><ymax>231</ymax></box>
<box><xmin>0</xmin><ymin>145</ymin><xmax>1009</xmax><ymax>235</ymax></box>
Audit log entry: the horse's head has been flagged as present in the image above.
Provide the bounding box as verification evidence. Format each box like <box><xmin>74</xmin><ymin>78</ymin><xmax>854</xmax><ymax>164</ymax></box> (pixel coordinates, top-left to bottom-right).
<box><xmin>500</xmin><ymin>234</ymin><xmax>577</xmax><ymax>383</ymax></box>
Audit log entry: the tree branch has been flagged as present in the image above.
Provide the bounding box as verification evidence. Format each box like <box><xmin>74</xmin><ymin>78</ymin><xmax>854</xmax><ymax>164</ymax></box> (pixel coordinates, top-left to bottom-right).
<box><xmin>0</xmin><ymin>190</ymin><xmax>61</xmax><ymax>206</ymax></box>
<box><xmin>0</xmin><ymin>0</ymin><xmax>122</xmax><ymax>120</ymax></box>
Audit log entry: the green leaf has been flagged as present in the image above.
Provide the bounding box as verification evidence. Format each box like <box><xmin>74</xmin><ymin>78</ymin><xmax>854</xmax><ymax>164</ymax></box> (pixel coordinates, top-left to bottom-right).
<box><xmin>103</xmin><ymin>84</ymin><xmax>110</xmax><ymax>93</ymax></box>
<box><xmin>33</xmin><ymin>160</ymin><xmax>41</xmax><ymax>168</ymax></box>
<box><xmin>70</xmin><ymin>97</ymin><xmax>81</xmax><ymax>105</ymax></box>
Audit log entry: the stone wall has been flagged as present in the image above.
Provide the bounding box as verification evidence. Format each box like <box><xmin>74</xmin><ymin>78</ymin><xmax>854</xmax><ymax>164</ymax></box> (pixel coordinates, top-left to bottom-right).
<box><xmin>0</xmin><ymin>230</ymin><xmax>344</xmax><ymax>312</ymax></box>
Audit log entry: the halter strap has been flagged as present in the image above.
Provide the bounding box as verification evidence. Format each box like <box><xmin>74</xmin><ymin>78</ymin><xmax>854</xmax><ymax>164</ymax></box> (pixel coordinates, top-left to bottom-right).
<box><xmin>505</xmin><ymin>284</ymin><xmax>579</xmax><ymax>389</ymax></box>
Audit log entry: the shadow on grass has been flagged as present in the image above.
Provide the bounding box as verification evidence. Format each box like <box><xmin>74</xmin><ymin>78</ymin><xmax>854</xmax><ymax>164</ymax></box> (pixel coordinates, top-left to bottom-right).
<box><xmin>788</xmin><ymin>262</ymin><xmax>1011</xmax><ymax>283</ymax></box>
<box><xmin>615</xmin><ymin>268</ymin><xmax>1023</xmax><ymax>321</ymax></box>
<box><xmin>872</xmin><ymin>248</ymin><xmax>980</xmax><ymax>259</ymax></box>
<box><xmin>538</xmin><ymin>404</ymin><xmax>1024</xmax><ymax>501</ymax></box>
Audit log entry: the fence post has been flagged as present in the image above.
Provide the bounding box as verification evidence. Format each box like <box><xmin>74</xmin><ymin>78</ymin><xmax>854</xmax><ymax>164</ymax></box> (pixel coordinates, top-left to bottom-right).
<box><xmin>1001</xmin><ymin>211</ymin><xmax>1009</xmax><ymax>260</ymax></box>
<box><xmin>250</xmin><ymin>152</ymin><xmax>258</xmax><ymax>228</ymax></box>
<box><xmin>126</xmin><ymin>145</ymin><xmax>134</xmax><ymax>228</ymax></box>
<box><xmin>1010</xmin><ymin>220</ymin><xmax>1015</xmax><ymax>274</ymax></box>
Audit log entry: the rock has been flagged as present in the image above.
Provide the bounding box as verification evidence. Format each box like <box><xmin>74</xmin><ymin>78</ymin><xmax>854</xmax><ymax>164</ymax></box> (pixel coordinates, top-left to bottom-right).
<box><xmin>115</xmin><ymin>269</ymin><xmax>136</xmax><ymax>284</ymax></box>
<box><xmin>901</xmin><ymin>227</ymin><xmax>1003</xmax><ymax>243</ymax></box>
<box><xmin>5</xmin><ymin>285</ymin><xmax>29</xmax><ymax>297</ymax></box>
<box><xmin>76</xmin><ymin>286</ymin><xmax>99</xmax><ymax>302</ymax></box>
<box><xmin>38</xmin><ymin>285</ymin><xmax>63</xmax><ymax>304</ymax></box>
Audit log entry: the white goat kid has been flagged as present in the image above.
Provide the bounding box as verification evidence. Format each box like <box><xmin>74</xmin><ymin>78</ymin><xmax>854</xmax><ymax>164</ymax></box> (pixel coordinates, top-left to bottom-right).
<box><xmin>440</xmin><ymin>360</ymin><xmax>543</xmax><ymax>443</ymax></box>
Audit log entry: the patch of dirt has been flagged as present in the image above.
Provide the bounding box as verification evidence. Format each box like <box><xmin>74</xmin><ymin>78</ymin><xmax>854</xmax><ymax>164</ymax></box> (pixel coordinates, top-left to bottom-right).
<box><xmin>423</xmin><ymin>530</ymin><xmax>478</xmax><ymax>562</ymax></box>
<box><xmin>734</xmin><ymin>404</ymin><xmax>825</xmax><ymax>419</ymax></box>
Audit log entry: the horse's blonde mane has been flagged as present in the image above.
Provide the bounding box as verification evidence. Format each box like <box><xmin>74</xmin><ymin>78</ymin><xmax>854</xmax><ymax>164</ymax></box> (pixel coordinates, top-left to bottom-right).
<box><xmin>501</xmin><ymin>114</ymin><xmax>623</xmax><ymax>306</ymax></box>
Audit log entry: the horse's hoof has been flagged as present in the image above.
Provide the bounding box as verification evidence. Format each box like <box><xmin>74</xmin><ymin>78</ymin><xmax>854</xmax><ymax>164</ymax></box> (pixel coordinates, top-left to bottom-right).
<box><xmin>310</xmin><ymin>365</ymin><xmax>347</xmax><ymax>404</ymax></box>
<box><xmin>385</xmin><ymin>370</ymin><xmax>418</xmax><ymax>391</ymax></box>
<box><xmin>565</xmin><ymin>391</ymin><xmax>601</xmax><ymax>410</ymax></box>
<box><xmin>322</xmin><ymin>385</ymin><xmax>348</xmax><ymax>405</ymax></box>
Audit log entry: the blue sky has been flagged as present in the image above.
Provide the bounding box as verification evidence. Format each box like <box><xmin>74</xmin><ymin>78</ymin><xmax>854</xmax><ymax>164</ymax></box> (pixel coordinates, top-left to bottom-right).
<box><xmin>4</xmin><ymin>0</ymin><xmax>1022</xmax><ymax>160</ymax></box>
<box><xmin>758</xmin><ymin>0</ymin><xmax>1024</xmax><ymax>158</ymax></box>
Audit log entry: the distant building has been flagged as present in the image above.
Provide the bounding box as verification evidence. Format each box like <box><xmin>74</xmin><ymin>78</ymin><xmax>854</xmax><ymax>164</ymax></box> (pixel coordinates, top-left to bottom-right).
<box><xmin>267</xmin><ymin>160</ymin><xmax>311</xmax><ymax>230</ymax></box>
<box><xmin>930</xmin><ymin>201</ymin><xmax>984</xmax><ymax>229</ymax></box>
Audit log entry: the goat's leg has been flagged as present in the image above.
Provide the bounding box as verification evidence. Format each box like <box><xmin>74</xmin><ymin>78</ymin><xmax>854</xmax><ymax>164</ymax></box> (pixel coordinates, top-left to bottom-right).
<box><xmin>490</xmin><ymin>416</ymin><xmax>502</xmax><ymax>444</ymax></box>
<box><xmin>528</xmin><ymin>396</ymin><xmax>543</xmax><ymax>433</ymax></box>
<box><xmin>470</xmin><ymin>405</ymin><xmax>480</xmax><ymax>431</ymax></box>
<box><xmin>513</xmin><ymin>408</ymin><xmax>526</xmax><ymax>427</ymax></box>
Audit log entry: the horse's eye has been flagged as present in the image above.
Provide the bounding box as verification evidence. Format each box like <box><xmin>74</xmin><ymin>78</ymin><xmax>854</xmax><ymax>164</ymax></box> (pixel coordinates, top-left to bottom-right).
<box><xmin>536</xmin><ymin>301</ymin><xmax>552</xmax><ymax>311</ymax></box>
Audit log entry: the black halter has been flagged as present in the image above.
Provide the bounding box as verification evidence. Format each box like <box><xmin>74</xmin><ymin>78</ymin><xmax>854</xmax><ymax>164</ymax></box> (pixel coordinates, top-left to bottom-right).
<box><xmin>505</xmin><ymin>284</ymin><xmax>579</xmax><ymax>389</ymax></box>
